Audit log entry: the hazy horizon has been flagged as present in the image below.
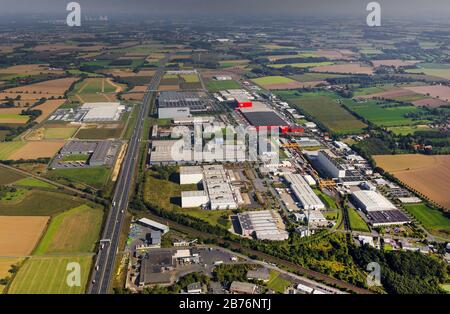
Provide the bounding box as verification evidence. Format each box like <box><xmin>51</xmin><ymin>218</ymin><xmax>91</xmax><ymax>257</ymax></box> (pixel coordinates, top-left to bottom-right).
<box><xmin>0</xmin><ymin>0</ymin><xmax>449</xmax><ymax>20</ymax></box>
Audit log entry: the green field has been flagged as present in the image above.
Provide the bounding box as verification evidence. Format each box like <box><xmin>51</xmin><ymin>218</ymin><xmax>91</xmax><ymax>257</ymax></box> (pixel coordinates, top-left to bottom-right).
<box><xmin>348</xmin><ymin>207</ymin><xmax>370</xmax><ymax>232</ymax></box>
<box><xmin>387</xmin><ymin>125</ymin><xmax>430</xmax><ymax>135</ymax></box>
<box><xmin>35</xmin><ymin>205</ymin><xmax>103</xmax><ymax>254</ymax></box>
<box><xmin>60</xmin><ymin>154</ymin><xmax>89</xmax><ymax>162</ymax></box>
<box><xmin>406</xmin><ymin>63</ymin><xmax>450</xmax><ymax>80</ymax></box>
<box><xmin>75</xmin><ymin>127</ymin><xmax>123</xmax><ymax>140</ymax></box>
<box><xmin>266</xmin><ymin>270</ymin><xmax>291</xmax><ymax>293</ymax></box>
<box><xmin>143</xmin><ymin>170</ymin><xmax>231</xmax><ymax>227</ymax></box>
<box><xmin>0</xmin><ymin>114</ymin><xmax>30</xmax><ymax>124</ymax></box>
<box><xmin>314</xmin><ymin>189</ymin><xmax>338</xmax><ymax>210</ymax></box>
<box><xmin>0</xmin><ymin>166</ymin><xmax>26</xmax><ymax>185</ymax></box>
<box><xmin>219</xmin><ymin>60</ymin><xmax>249</xmax><ymax>68</ymax></box>
<box><xmin>0</xmin><ymin>141</ymin><xmax>26</xmax><ymax>160</ymax></box>
<box><xmin>353</xmin><ymin>87</ymin><xmax>387</xmax><ymax>97</ymax></box>
<box><xmin>289</xmin><ymin>73</ymin><xmax>348</xmax><ymax>82</ymax></box>
<box><xmin>252</xmin><ymin>76</ymin><xmax>296</xmax><ymax>86</ymax></box>
<box><xmin>0</xmin><ymin>190</ymin><xmax>85</xmax><ymax>216</ymax></box>
<box><xmin>44</xmin><ymin>127</ymin><xmax>78</xmax><ymax>139</ymax></box>
<box><xmin>403</xmin><ymin>204</ymin><xmax>450</xmax><ymax>238</ymax></box>
<box><xmin>343</xmin><ymin>99</ymin><xmax>427</xmax><ymax>127</ymax></box>
<box><xmin>124</xmin><ymin>105</ymin><xmax>138</xmax><ymax>140</ymax></box>
<box><xmin>268</xmin><ymin>62</ymin><xmax>333</xmax><ymax>69</ymax></box>
<box><xmin>277</xmin><ymin>91</ymin><xmax>367</xmax><ymax>135</ymax></box>
<box><xmin>8</xmin><ymin>256</ymin><xmax>92</xmax><ymax>294</ymax></box>
<box><xmin>46</xmin><ymin>167</ymin><xmax>110</xmax><ymax>189</ymax></box>
<box><xmin>206</xmin><ymin>80</ymin><xmax>241</xmax><ymax>92</ymax></box>
<box><xmin>12</xmin><ymin>177</ymin><xmax>56</xmax><ymax>189</ymax></box>
<box><xmin>180</xmin><ymin>74</ymin><xmax>199</xmax><ymax>83</ymax></box>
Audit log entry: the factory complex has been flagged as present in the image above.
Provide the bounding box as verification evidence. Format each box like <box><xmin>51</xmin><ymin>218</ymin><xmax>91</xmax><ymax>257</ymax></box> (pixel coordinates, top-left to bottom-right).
<box><xmin>51</xmin><ymin>139</ymin><xmax>123</xmax><ymax>168</ymax></box>
<box><xmin>350</xmin><ymin>190</ymin><xmax>411</xmax><ymax>227</ymax></box>
<box><xmin>180</xmin><ymin>165</ymin><xmax>239</xmax><ymax>210</ymax></box>
<box><xmin>284</xmin><ymin>174</ymin><xmax>325</xmax><ymax>210</ymax></box>
<box><xmin>236</xmin><ymin>210</ymin><xmax>289</xmax><ymax>241</ymax></box>
<box><xmin>49</xmin><ymin>102</ymin><xmax>125</xmax><ymax>122</ymax></box>
<box><xmin>157</xmin><ymin>91</ymin><xmax>212</xmax><ymax>119</ymax></box>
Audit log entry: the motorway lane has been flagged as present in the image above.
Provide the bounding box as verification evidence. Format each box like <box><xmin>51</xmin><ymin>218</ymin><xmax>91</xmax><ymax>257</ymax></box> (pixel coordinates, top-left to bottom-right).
<box><xmin>87</xmin><ymin>58</ymin><xmax>168</xmax><ymax>294</ymax></box>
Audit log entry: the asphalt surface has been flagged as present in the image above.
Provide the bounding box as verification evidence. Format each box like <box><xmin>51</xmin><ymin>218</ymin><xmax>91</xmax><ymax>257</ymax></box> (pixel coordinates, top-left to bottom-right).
<box><xmin>87</xmin><ymin>57</ymin><xmax>168</xmax><ymax>294</ymax></box>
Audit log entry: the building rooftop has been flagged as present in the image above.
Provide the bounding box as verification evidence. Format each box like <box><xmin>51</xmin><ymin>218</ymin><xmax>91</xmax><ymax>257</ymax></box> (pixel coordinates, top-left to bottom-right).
<box><xmin>284</xmin><ymin>174</ymin><xmax>325</xmax><ymax>210</ymax></box>
<box><xmin>247</xmin><ymin>268</ymin><xmax>270</xmax><ymax>281</ymax></box>
<box><xmin>230</xmin><ymin>281</ymin><xmax>258</xmax><ymax>294</ymax></box>
<box><xmin>241</xmin><ymin>111</ymin><xmax>287</xmax><ymax>127</ymax></box>
<box><xmin>138</xmin><ymin>218</ymin><xmax>169</xmax><ymax>234</ymax></box>
<box><xmin>180</xmin><ymin>166</ymin><xmax>203</xmax><ymax>175</ymax></box>
<box><xmin>352</xmin><ymin>190</ymin><xmax>397</xmax><ymax>212</ymax></box>
<box><xmin>366</xmin><ymin>209</ymin><xmax>411</xmax><ymax>226</ymax></box>
<box><xmin>81</xmin><ymin>102</ymin><xmax>123</xmax><ymax>121</ymax></box>
<box><xmin>158</xmin><ymin>91</ymin><xmax>208</xmax><ymax>110</ymax></box>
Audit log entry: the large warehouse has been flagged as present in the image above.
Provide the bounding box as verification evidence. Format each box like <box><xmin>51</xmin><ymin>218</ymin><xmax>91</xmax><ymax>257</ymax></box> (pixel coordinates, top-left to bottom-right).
<box><xmin>351</xmin><ymin>190</ymin><xmax>411</xmax><ymax>227</ymax></box>
<box><xmin>157</xmin><ymin>91</ymin><xmax>210</xmax><ymax>118</ymax></box>
<box><xmin>179</xmin><ymin>166</ymin><xmax>203</xmax><ymax>184</ymax></box>
<box><xmin>237</xmin><ymin>210</ymin><xmax>289</xmax><ymax>241</ymax></box>
<box><xmin>284</xmin><ymin>174</ymin><xmax>325</xmax><ymax>210</ymax></box>
<box><xmin>81</xmin><ymin>102</ymin><xmax>125</xmax><ymax>121</ymax></box>
<box><xmin>351</xmin><ymin>190</ymin><xmax>397</xmax><ymax>213</ymax></box>
<box><xmin>317</xmin><ymin>150</ymin><xmax>346</xmax><ymax>178</ymax></box>
<box><xmin>180</xmin><ymin>165</ymin><xmax>238</xmax><ymax>210</ymax></box>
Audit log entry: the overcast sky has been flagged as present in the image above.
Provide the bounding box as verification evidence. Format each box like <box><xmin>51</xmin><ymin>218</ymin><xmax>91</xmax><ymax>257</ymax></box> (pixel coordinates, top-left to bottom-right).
<box><xmin>0</xmin><ymin>0</ymin><xmax>449</xmax><ymax>19</ymax></box>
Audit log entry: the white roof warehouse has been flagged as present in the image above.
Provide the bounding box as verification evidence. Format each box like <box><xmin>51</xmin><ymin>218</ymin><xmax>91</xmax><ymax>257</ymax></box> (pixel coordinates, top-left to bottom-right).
<box><xmin>284</xmin><ymin>174</ymin><xmax>325</xmax><ymax>210</ymax></box>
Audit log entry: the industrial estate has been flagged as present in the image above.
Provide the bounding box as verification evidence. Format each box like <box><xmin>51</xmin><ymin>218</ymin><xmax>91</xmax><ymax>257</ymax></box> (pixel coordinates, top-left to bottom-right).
<box><xmin>0</xmin><ymin>1</ymin><xmax>449</xmax><ymax>298</ymax></box>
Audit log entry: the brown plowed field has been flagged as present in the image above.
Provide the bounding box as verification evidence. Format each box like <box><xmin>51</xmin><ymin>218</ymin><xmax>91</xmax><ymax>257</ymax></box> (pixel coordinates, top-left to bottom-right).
<box><xmin>8</xmin><ymin>140</ymin><xmax>65</xmax><ymax>160</ymax></box>
<box><xmin>374</xmin><ymin>154</ymin><xmax>450</xmax><ymax>210</ymax></box>
<box><xmin>0</xmin><ymin>216</ymin><xmax>49</xmax><ymax>257</ymax></box>
<box><xmin>311</xmin><ymin>63</ymin><xmax>373</xmax><ymax>75</ymax></box>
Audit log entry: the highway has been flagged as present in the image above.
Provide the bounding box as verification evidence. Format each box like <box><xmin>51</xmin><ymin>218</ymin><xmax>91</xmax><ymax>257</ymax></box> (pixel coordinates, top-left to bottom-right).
<box><xmin>87</xmin><ymin>56</ymin><xmax>168</xmax><ymax>294</ymax></box>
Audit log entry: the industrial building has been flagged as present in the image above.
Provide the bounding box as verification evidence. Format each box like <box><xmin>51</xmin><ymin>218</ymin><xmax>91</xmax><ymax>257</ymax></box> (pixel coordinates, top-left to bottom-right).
<box><xmin>237</xmin><ymin>210</ymin><xmax>289</xmax><ymax>241</ymax></box>
<box><xmin>366</xmin><ymin>210</ymin><xmax>411</xmax><ymax>227</ymax></box>
<box><xmin>295</xmin><ymin>137</ymin><xmax>321</xmax><ymax>148</ymax></box>
<box><xmin>180</xmin><ymin>165</ymin><xmax>238</xmax><ymax>210</ymax></box>
<box><xmin>241</xmin><ymin>111</ymin><xmax>287</xmax><ymax>129</ymax></box>
<box><xmin>284</xmin><ymin>174</ymin><xmax>325</xmax><ymax>210</ymax></box>
<box><xmin>179</xmin><ymin>166</ymin><xmax>203</xmax><ymax>184</ymax></box>
<box><xmin>137</xmin><ymin>218</ymin><xmax>170</xmax><ymax>234</ymax></box>
<box><xmin>157</xmin><ymin>91</ymin><xmax>210</xmax><ymax>118</ymax></box>
<box><xmin>317</xmin><ymin>150</ymin><xmax>346</xmax><ymax>178</ymax></box>
<box><xmin>219</xmin><ymin>89</ymin><xmax>254</xmax><ymax>108</ymax></box>
<box><xmin>81</xmin><ymin>102</ymin><xmax>125</xmax><ymax>121</ymax></box>
<box><xmin>229</xmin><ymin>281</ymin><xmax>258</xmax><ymax>294</ymax></box>
<box><xmin>149</xmin><ymin>140</ymin><xmax>192</xmax><ymax>165</ymax></box>
<box><xmin>53</xmin><ymin>140</ymin><xmax>121</xmax><ymax>168</ymax></box>
<box><xmin>351</xmin><ymin>190</ymin><xmax>397</xmax><ymax>213</ymax></box>
<box><xmin>305</xmin><ymin>210</ymin><xmax>328</xmax><ymax>227</ymax></box>
<box><xmin>181</xmin><ymin>191</ymin><xmax>209</xmax><ymax>208</ymax></box>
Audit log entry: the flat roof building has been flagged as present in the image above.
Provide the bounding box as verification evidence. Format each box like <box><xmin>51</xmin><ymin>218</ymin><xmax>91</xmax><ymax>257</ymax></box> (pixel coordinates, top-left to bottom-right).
<box><xmin>181</xmin><ymin>191</ymin><xmax>209</xmax><ymax>208</ymax></box>
<box><xmin>237</xmin><ymin>210</ymin><xmax>289</xmax><ymax>241</ymax></box>
<box><xmin>229</xmin><ymin>281</ymin><xmax>258</xmax><ymax>294</ymax></box>
<box><xmin>366</xmin><ymin>210</ymin><xmax>411</xmax><ymax>227</ymax></box>
<box><xmin>317</xmin><ymin>150</ymin><xmax>346</xmax><ymax>178</ymax></box>
<box><xmin>351</xmin><ymin>190</ymin><xmax>397</xmax><ymax>213</ymax></box>
<box><xmin>241</xmin><ymin>111</ymin><xmax>287</xmax><ymax>128</ymax></box>
<box><xmin>306</xmin><ymin>210</ymin><xmax>328</xmax><ymax>227</ymax></box>
<box><xmin>157</xmin><ymin>91</ymin><xmax>210</xmax><ymax>119</ymax></box>
<box><xmin>137</xmin><ymin>218</ymin><xmax>170</xmax><ymax>234</ymax></box>
<box><xmin>81</xmin><ymin>102</ymin><xmax>124</xmax><ymax>122</ymax></box>
<box><xmin>180</xmin><ymin>164</ymin><xmax>238</xmax><ymax>210</ymax></box>
<box><xmin>284</xmin><ymin>174</ymin><xmax>325</xmax><ymax>210</ymax></box>
<box><xmin>179</xmin><ymin>166</ymin><xmax>203</xmax><ymax>184</ymax></box>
